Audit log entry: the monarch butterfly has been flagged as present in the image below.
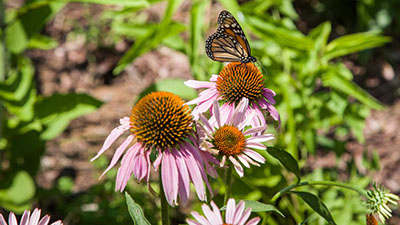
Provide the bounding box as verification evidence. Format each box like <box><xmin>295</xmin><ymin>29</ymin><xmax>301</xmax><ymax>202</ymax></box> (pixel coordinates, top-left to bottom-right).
<box><xmin>205</xmin><ymin>10</ymin><xmax>256</xmax><ymax>64</ymax></box>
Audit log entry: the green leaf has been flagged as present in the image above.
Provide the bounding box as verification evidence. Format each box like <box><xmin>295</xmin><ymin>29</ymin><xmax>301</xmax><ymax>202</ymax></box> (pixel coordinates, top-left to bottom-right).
<box><xmin>267</xmin><ymin>147</ymin><xmax>300</xmax><ymax>183</ymax></box>
<box><xmin>137</xmin><ymin>78</ymin><xmax>198</xmax><ymax>102</ymax></box>
<box><xmin>291</xmin><ymin>191</ymin><xmax>337</xmax><ymax>225</ymax></box>
<box><xmin>125</xmin><ymin>192</ymin><xmax>151</xmax><ymax>225</ymax></box>
<box><xmin>0</xmin><ymin>171</ymin><xmax>35</xmax><ymax>211</ymax></box>
<box><xmin>324</xmin><ymin>31</ymin><xmax>391</xmax><ymax>61</ymax></box>
<box><xmin>58</xmin><ymin>0</ymin><xmax>149</xmax><ymax>7</ymax></box>
<box><xmin>6</xmin><ymin>1</ymin><xmax>65</xmax><ymax>54</ymax></box>
<box><xmin>322</xmin><ymin>68</ymin><xmax>384</xmax><ymax>110</ymax></box>
<box><xmin>35</xmin><ymin>93</ymin><xmax>103</xmax><ymax>140</ymax></box>
<box><xmin>242</xmin><ymin>200</ymin><xmax>285</xmax><ymax>217</ymax></box>
<box><xmin>26</xmin><ymin>33</ymin><xmax>58</xmax><ymax>50</ymax></box>
<box><xmin>309</xmin><ymin>21</ymin><xmax>331</xmax><ymax>52</ymax></box>
<box><xmin>247</xmin><ymin>16</ymin><xmax>313</xmax><ymax>51</ymax></box>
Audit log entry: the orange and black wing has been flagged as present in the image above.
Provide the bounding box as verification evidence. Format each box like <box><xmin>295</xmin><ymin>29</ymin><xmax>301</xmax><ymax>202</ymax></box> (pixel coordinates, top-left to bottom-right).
<box><xmin>205</xmin><ymin>10</ymin><xmax>255</xmax><ymax>63</ymax></box>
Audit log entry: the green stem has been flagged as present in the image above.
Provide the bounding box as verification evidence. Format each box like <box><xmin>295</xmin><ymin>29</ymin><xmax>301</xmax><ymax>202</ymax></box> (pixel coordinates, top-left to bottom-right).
<box><xmin>271</xmin><ymin>180</ymin><xmax>368</xmax><ymax>202</ymax></box>
<box><xmin>222</xmin><ymin>163</ymin><xmax>233</xmax><ymax>218</ymax></box>
<box><xmin>159</xmin><ymin>171</ymin><xmax>170</xmax><ymax>225</ymax></box>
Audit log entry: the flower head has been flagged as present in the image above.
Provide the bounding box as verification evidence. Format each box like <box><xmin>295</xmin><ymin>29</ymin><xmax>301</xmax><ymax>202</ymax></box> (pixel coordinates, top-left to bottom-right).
<box><xmin>185</xmin><ymin>62</ymin><xmax>280</xmax><ymax>129</ymax></box>
<box><xmin>198</xmin><ymin>98</ymin><xmax>274</xmax><ymax>177</ymax></box>
<box><xmin>0</xmin><ymin>208</ymin><xmax>63</xmax><ymax>225</ymax></box>
<box><xmin>366</xmin><ymin>183</ymin><xmax>399</xmax><ymax>223</ymax></box>
<box><xmin>186</xmin><ymin>198</ymin><xmax>260</xmax><ymax>225</ymax></box>
<box><xmin>91</xmin><ymin>91</ymin><xmax>218</xmax><ymax>206</ymax></box>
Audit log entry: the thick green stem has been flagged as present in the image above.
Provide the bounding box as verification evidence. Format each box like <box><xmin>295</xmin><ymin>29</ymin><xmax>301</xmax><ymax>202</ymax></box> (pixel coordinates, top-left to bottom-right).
<box><xmin>222</xmin><ymin>163</ymin><xmax>233</xmax><ymax>218</ymax></box>
<box><xmin>271</xmin><ymin>180</ymin><xmax>368</xmax><ymax>202</ymax></box>
<box><xmin>159</xmin><ymin>171</ymin><xmax>170</xmax><ymax>225</ymax></box>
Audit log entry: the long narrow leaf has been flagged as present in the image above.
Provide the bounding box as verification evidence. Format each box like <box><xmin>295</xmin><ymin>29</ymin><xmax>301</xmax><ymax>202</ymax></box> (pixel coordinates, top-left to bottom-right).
<box><xmin>125</xmin><ymin>192</ymin><xmax>151</xmax><ymax>225</ymax></box>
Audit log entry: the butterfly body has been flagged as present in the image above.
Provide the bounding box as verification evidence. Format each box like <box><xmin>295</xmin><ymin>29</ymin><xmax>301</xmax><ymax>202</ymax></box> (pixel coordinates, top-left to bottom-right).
<box><xmin>206</xmin><ymin>10</ymin><xmax>257</xmax><ymax>64</ymax></box>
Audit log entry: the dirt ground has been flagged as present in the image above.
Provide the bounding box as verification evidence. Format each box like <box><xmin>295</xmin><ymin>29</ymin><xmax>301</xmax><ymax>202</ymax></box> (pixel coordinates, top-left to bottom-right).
<box><xmin>28</xmin><ymin>2</ymin><xmax>400</xmax><ymax>224</ymax></box>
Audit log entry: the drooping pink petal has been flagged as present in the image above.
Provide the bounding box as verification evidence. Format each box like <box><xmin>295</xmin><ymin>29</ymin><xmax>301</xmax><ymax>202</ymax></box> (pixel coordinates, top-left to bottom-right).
<box><xmin>229</xmin><ymin>156</ymin><xmax>244</xmax><ymax>177</ymax></box>
<box><xmin>115</xmin><ymin>146</ymin><xmax>139</xmax><ymax>192</ymax></box>
<box><xmin>225</xmin><ymin>199</ymin><xmax>236</xmax><ymax>223</ymax></box>
<box><xmin>38</xmin><ymin>215</ymin><xmax>50</xmax><ymax>225</ymax></box>
<box><xmin>212</xmin><ymin>100</ymin><xmax>221</xmax><ymax>127</ymax></box>
<box><xmin>184</xmin><ymin>80</ymin><xmax>215</xmax><ymax>89</ymax></box>
<box><xmin>181</xmin><ymin>144</ymin><xmax>206</xmax><ymax>201</ymax></box>
<box><xmin>91</xmin><ymin>120</ymin><xmax>131</xmax><ymax>161</ymax></box>
<box><xmin>172</xmin><ymin>148</ymin><xmax>190</xmax><ymax>206</ymax></box>
<box><xmin>132</xmin><ymin>147</ymin><xmax>149</xmax><ymax>181</ymax></box>
<box><xmin>200</xmin><ymin>151</ymin><xmax>219</xmax><ymax>178</ymax></box>
<box><xmin>232</xmin><ymin>98</ymin><xmax>249</xmax><ymax>127</ymax></box>
<box><xmin>263</xmin><ymin>88</ymin><xmax>276</xmax><ymax>104</ymax></box>
<box><xmin>239</xmin><ymin>110</ymin><xmax>256</xmax><ymax>130</ymax></box>
<box><xmin>161</xmin><ymin>150</ymin><xmax>179</xmax><ymax>206</ymax></box>
<box><xmin>100</xmin><ymin>135</ymin><xmax>135</xmax><ymax>178</ymax></box>
<box><xmin>243</xmin><ymin>150</ymin><xmax>266</xmax><ymax>164</ymax></box>
<box><xmin>28</xmin><ymin>209</ymin><xmax>41</xmax><ymax>225</ymax></box>
<box><xmin>153</xmin><ymin>149</ymin><xmax>163</xmax><ymax>171</ymax></box>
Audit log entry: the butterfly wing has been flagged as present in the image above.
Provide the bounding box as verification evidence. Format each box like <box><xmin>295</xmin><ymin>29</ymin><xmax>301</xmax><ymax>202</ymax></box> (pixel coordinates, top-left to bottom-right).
<box><xmin>205</xmin><ymin>10</ymin><xmax>253</xmax><ymax>63</ymax></box>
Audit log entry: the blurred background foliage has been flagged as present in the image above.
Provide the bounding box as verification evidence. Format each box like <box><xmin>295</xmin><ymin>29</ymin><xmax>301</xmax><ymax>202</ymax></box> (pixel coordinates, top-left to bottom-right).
<box><xmin>0</xmin><ymin>0</ymin><xmax>399</xmax><ymax>224</ymax></box>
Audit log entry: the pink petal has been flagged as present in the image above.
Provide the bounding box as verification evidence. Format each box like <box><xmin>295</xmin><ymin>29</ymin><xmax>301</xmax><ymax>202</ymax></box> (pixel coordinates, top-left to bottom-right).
<box><xmin>233</xmin><ymin>201</ymin><xmax>246</xmax><ymax>224</ymax></box>
<box><xmin>100</xmin><ymin>135</ymin><xmax>135</xmax><ymax>178</ymax></box>
<box><xmin>19</xmin><ymin>211</ymin><xmax>28</xmax><ymax>225</ymax></box>
<box><xmin>225</xmin><ymin>199</ymin><xmax>236</xmax><ymax>223</ymax></box>
<box><xmin>210</xmin><ymin>75</ymin><xmax>218</xmax><ymax>81</ymax></box>
<box><xmin>201</xmin><ymin>204</ymin><xmax>219</xmax><ymax>223</ymax></box>
<box><xmin>161</xmin><ymin>150</ymin><xmax>179</xmax><ymax>206</ymax></box>
<box><xmin>115</xmin><ymin>146</ymin><xmax>139</xmax><ymax>192</ymax></box>
<box><xmin>229</xmin><ymin>156</ymin><xmax>244</xmax><ymax>177</ymax></box>
<box><xmin>245</xmin><ymin>142</ymin><xmax>266</xmax><ymax>150</ymax></box>
<box><xmin>153</xmin><ymin>149</ymin><xmax>163</xmax><ymax>171</ymax></box>
<box><xmin>0</xmin><ymin>214</ymin><xmax>6</xmax><ymax>225</ymax></box>
<box><xmin>237</xmin><ymin>155</ymin><xmax>250</xmax><ymax>168</ymax></box>
<box><xmin>186</xmin><ymin>219</ymin><xmax>201</xmax><ymax>225</ymax></box>
<box><xmin>238</xmin><ymin>208</ymin><xmax>252</xmax><ymax>225</ymax></box>
<box><xmin>263</xmin><ymin>88</ymin><xmax>276</xmax><ymax>103</ymax></box>
<box><xmin>28</xmin><ymin>209</ymin><xmax>40</xmax><ymax>225</ymax></box>
<box><xmin>244</xmin><ymin>126</ymin><xmax>269</xmax><ymax>135</ymax></box>
<box><xmin>91</xmin><ymin>121</ymin><xmax>130</xmax><ymax>161</ymax></box>
<box><xmin>172</xmin><ymin>148</ymin><xmax>190</xmax><ymax>206</ymax></box>
<box><xmin>190</xmin><ymin>212</ymin><xmax>212</xmax><ymax>225</ymax></box>
<box><xmin>232</xmin><ymin>98</ymin><xmax>249</xmax><ymax>127</ymax></box>
<box><xmin>186</xmin><ymin>88</ymin><xmax>218</xmax><ymax>105</ymax></box>
<box><xmin>38</xmin><ymin>216</ymin><xmax>50</xmax><ymax>225</ymax></box>
<box><xmin>133</xmin><ymin>147</ymin><xmax>150</xmax><ymax>181</ymax></box>
<box><xmin>239</xmin><ymin>153</ymin><xmax>260</xmax><ymax>166</ymax></box>
<box><xmin>184</xmin><ymin>80</ymin><xmax>215</xmax><ymax>89</ymax></box>
<box><xmin>181</xmin><ymin>144</ymin><xmax>207</xmax><ymax>201</ymax></box>
<box><xmin>210</xmin><ymin>201</ymin><xmax>223</xmax><ymax>224</ymax></box>
<box><xmin>245</xmin><ymin>217</ymin><xmax>261</xmax><ymax>225</ymax></box>
<box><xmin>200</xmin><ymin>151</ymin><xmax>219</xmax><ymax>178</ymax></box>
<box><xmin>243</xmin><ymin>150</ymin><xmax>266</xmax><ymax>164</ymax></box>
<box><xmin>49</xmin><ymin>222</ymin><xmax>63</xmax><ymax>225</ymax></box>
<box><xmin>247</xmin><ymin>135</ymin><xmax>274</xmax><ymax>143</ymax></box>
<box><xmin>212</xmin><ymin>100</ymin><xmax>221</xmax><ymax>128</ymax></box>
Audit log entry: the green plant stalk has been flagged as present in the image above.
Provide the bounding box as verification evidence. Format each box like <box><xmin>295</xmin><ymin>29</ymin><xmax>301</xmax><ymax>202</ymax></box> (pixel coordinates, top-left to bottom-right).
<box><xmin>223</xmin><ymin>163</ymin><xmax>233</xmax><ymax>217</ymax></box>
<box><xmin>271</xmin><ymin>180</ymin><xmax>368</xmax><ymax>202</ymax></box>
<box><xmin>0</xmin><ymin>0</ymin><xmax>5</xmax><ymax>81</ymax></box>
<box><xmin>159</xmin><ymin>170</ymin><xmax>170</xmax><ymax>225</ymax></box>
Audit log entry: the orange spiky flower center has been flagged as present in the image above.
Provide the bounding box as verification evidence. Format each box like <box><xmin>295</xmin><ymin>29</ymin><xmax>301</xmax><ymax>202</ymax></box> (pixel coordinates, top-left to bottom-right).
<box><xmin>130</xmin><ymin>91</ymin><xmax>192</xmax><ymax>149</ymax></box>
<box><xmin>212</xmin><ymin>125</ymin><xmax>245</xmax><ymax>156</ymax></box>
<box><xmin>216</xmin><ymin>62</ymin><xmax>264</xmax><ymax>104</ymax></box>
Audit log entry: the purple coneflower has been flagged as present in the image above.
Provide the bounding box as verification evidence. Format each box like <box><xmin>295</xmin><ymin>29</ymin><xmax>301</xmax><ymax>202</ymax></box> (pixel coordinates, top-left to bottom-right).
<box><xmin>91</xmin><ymin>91</ymin><xmax>218</xmax><ymax>206</ymax></box>
<box><xmin>186</xmin><ymin>198</ymin><xmax>260</xmax><ymax>225</ymax></box>
<box><xmin>0</xmin><ymin>209</ymin><xmax>63</xmax><ymax>225</ymax></box>
<box><xmin>185</xmin><ymin>62</ymin><xmax>280</xmax><ymax>128</ymax></box>
<box><xmin>197</xmin><ymin>98</ymin><xmax>274</xmax><ymax>177</ymax></box>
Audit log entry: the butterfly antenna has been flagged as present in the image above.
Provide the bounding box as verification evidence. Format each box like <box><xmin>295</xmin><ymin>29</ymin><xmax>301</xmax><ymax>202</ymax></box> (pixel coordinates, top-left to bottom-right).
<box><xmin>256</xmin><ymin>60</ymin><xmax>269</xmax><ymax>76</ymax></box>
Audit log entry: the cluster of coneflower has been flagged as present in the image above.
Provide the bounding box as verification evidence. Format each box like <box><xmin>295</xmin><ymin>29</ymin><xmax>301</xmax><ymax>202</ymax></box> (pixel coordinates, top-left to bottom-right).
<box><xmin>90</xmin><ymin>62</ymin><xmax>280</xmax><ymax>224</ymax></box>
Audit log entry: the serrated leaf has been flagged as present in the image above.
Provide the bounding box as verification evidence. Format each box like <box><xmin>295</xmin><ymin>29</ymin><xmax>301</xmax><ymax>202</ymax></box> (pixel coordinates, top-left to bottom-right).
<box><xmin>137</xmin><ymin>78</ymin><xmax>198</xmax><ymax>102</ymax></box>
<box><xmin>125</xmin><ymin>192</ymin><xmax>151</xmax><ymax>225</ymax></box>
<box><xmin>291</xmin><ymin>191</ymin><xmax>337</xmax><ymax>225</ymax></box>
<box><xmin>267</xmin><ymin>147</ymin><xmax>300</xmax><ymax>183</ymax></box>
<box><xmin>35</xmin><ymin>93</ymin><xmax>103</xmax><ymax>140</ymax></box>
